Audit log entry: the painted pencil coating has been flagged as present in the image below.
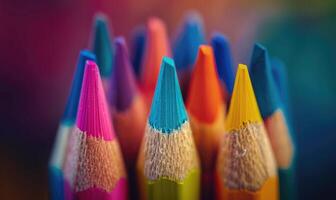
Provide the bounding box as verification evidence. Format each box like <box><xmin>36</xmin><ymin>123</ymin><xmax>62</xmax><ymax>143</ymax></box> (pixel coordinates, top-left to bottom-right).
<box><xmin>211</xmin><ymin>33</ymin><xmax>235</xmax><ymax>95</ymax></box>
<box><xmin>91</xmin><ymin>13</ymin><xmax>114</xmax><ymax>80</ymax></box>
<box><xmin>140</xmin><ymin>17</ymin><xmax>172</xmax><ymax>109</ymax></box>
<box><xmin>250</xmin><ymin>44</ymin><xmax>296</xmax><ymax>200</ymax></box>
<box><xmin>137</xmin><ymin>57</ymin><xmax>200</xmax><ymax>200</ymax></box>
<box><xmin>186</xmin><ymin>45</ymin><xmax>225</xmax><ymax>199</ymax></box>
<box><xmin>49</xmin><ymin>50</ymin><xmax>95</xmax><ymax>200</ymax></box>
<box><xmin>216</xmin><ymin>64</ymin><xmax>278</xmax><ymax>200</ymax></box>
<box><xmin>68</xmin><ymin>61</ymin><xmax>127</xmax><ymax>200</ymax></box>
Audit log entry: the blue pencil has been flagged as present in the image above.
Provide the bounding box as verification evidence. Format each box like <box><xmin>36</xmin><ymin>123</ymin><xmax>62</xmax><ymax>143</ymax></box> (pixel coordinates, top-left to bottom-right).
<box><xmin>250</xmin><ymin>43</ymin><xmax>296</xmax><ymax>200</ymax></box>
<box><xmin>173</xmin><ymin>11</ymin><xmax>205</xmax><ymax>96</ymax></box>
<box><xmin>211</xmin><ymin>33</ymin><xmax>235</xmax><ymax>95</ymax></box>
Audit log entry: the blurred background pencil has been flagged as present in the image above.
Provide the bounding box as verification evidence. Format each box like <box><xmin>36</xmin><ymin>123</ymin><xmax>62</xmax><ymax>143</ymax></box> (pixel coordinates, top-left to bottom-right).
<box><xmin>139</xmin><ymin>17</ymin><xmax>171</xmax><ymax>110</ymax></box>
<box><xmin>72</xmin><ymin>61</ymin><xmax>128</xmax><ymax>199</ymax></box>
<box><xmin>137</xmin><ymin>57</ymin><xmax>200</xmax><ymax>200</ymax></box>
<box><xmin>271</xmin><ymin>57</ymin><xmax>290</xmax><ymax>115</ymax></box>
<box><xmin>130</xmin><ymin>25</ymin><xmax>146</xmax><ymax>79</ymax></box>
<box><xmin>173</xmin><ymin>11</ymin><xmax>205</xmax><ymax>97</ymax></box>
<box><xmin>186</xmin><ymin>45</ymin><xmax>225</xmax><ymax>200</ymax></box>
<box><xmin>216</xmin><ymin>64</ymin><xmax>278</xmax><ymax>200</ymax></box>
<box><xmin>211</xmin><ymin>33</ymin><xmax>235</xmax><ymax>100</ymax></box>
<box><xmin>109</xmin><ymin>37</ymin><xmax>147</xmax><ymax>200</ymax></box>
<box><xmin>250</xmin><ymin>44</ymin><xmax>296</xmax><ymax>200</ymax></box>
<box><xmin>91</xmin><ymin>13</ymin><xmax>114</xmax><ymax>90</ymax></box>
<box><xmin>48</xmin><ymin>50</ymin><xmax>95</xmax><ymax>200</ymax></box>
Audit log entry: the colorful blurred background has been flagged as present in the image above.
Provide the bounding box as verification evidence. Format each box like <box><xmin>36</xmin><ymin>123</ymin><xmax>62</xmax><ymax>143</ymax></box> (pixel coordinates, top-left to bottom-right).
<box><xmin>0</xmin><ymin>0</ymin><xmax>335</xmax><ymax>199</ymax></box>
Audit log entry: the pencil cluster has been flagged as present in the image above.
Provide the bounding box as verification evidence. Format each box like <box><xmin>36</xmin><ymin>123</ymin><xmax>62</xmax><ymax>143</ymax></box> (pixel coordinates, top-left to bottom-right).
<box><xmin>49</xmin><ymin>11</ymin><xmax>295</xmax><ymax>200</ymax></box>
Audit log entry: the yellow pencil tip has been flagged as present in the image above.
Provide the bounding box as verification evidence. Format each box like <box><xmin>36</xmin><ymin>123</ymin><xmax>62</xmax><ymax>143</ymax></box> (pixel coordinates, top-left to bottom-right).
<box><xmin>226</xmin><ymin>64</ymin><xmax>262</xmax><ymax>131</ymax></box>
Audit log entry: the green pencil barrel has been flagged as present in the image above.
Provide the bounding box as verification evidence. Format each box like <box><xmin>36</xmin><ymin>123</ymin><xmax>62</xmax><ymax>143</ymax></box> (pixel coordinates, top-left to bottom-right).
<box><xmin>147</xmin><ymin>169</ymin><xmax>200</xmax><ymax>200</ymax></box>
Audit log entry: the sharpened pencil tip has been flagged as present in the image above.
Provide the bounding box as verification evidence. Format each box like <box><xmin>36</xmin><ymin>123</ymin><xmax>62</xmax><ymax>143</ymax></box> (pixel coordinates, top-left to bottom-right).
<box><xmin>211</xmin><ymin>33</ymin><xmax>234</xmax><ymax>94</ymax></box>
<box><xmin>149</xmin><ymin>57</ymin><xmax>188</xmax><ymax>133</ymax></box>
<box><xmin>250</xmin><ymin>43</ymin><xmax>281</xmax><ymax>118</ymax></box>
<box><xmin>186</xmin><ymin>45</ymin><xmax>224</xmax><ymax>123</ymax></box>
<box><xmin>173</xmin><ymin>11</ymin><xmax>205</xmax><ymax>70</ymax></box>
<box><xmin>109</xmin><ymin>37</ymin><xmax>137</xmax><ymax>112</ymax></box>
<box><xmin>140</xmin><ymin>17</ymin><xmax>171</xmax><ymax>94</ymax></box>
<box><xmin>226</xmin><ymin>64</ymin><xmax>262</xmax><ymax>131</ymax></box>
<box><xmin>76</xmin><ymin>61</ymin><xmax>114</xmax><ymax>140</ymax></box>
<box><xmin>92</xmin><ymin>13</ymin><xmax>114</xmax><ymax>78</ymax></box>
<box><xmin>62</xmin><ymin>50</ymin><xmax>96</xmax><ymax>124</ymax></box>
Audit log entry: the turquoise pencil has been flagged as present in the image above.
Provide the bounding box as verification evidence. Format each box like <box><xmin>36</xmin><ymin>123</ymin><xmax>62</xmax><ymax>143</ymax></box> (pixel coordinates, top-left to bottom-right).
<box><xmin>91</xmin><ymin>13</ymin><xmax>114</xmax><ymax>89</ymax></box>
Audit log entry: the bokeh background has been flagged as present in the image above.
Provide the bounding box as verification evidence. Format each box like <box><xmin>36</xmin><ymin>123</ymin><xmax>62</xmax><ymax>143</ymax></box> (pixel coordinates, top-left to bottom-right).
<box><xmin>0</xmin><ymin>0</ymin><xmax>335</xmax><ymax>199</ymax></box>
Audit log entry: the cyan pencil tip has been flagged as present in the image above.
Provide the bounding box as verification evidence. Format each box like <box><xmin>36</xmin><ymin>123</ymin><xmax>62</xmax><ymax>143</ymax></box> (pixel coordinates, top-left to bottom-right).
<box><xmin>62</xmin><ymin>50</ymin><xmax>96</xmax><ymax>124</ymax></box>
<box><xmin>211</xmin><ymin>32</ymin><xmax>234</xmax><ymax>94</ymax></box>
<box><xmin>149</xmin><ymin>57</ymin><xmax>188</xmax><ymax>133</ymax></box>
<box><xmin>92</xmin><ymin>13</ymin><xmax>114</xmax><ymax>78</ymax></box>
<box><xmin>109</xmin><ymin>37</ymin><xmax>137</xmax><ymax>112</ymax></box>
<box><xmin>250</xmin><ymin>43</ymin><xmax>281</xmax><ymax>118</ymax></box>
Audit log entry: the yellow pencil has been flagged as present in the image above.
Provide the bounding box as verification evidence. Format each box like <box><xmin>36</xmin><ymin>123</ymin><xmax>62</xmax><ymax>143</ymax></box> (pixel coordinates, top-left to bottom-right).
<box><xmin>216</xmin><ymin>64</ymin><xmax>278</xmax><ymax>200</ymax></box>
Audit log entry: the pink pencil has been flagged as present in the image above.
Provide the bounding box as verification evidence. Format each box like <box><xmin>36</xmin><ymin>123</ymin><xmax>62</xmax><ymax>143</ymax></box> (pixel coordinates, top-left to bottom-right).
<box><xmin>63</xmin><ymin>61</ymin><xmax>128</xmax><ymax>200</ymax></box>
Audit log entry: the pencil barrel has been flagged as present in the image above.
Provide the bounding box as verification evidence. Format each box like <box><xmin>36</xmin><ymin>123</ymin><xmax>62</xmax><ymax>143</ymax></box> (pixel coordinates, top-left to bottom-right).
<box><xmin>279</xmin><ymin>165</ymin><xmax>297</xmax><ymax>200</ymax></box>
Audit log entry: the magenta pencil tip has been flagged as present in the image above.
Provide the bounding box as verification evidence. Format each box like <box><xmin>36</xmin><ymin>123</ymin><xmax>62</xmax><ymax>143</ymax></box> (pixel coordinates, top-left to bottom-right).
<box><xmin>76</xmin><ymin>61</ymin><xmax>115</xmax><ymax>140</ymax></box>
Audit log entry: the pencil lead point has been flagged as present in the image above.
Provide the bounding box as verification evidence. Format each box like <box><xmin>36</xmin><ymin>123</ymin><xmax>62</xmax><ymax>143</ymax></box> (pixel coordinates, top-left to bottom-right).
<box><xmin>187</xmin><ymin>45</ymin><xmax>223</xmax><ymax>123</ymax></box>
<box><xmin>149</xmin><ymin>57</ymin><xmax>187</xmax><ymax>133</ymax></box>
<box><xmin>250</xmin><ymin>43</ymin><xmax>281</xmax><ymax>118</ymax></box>
<box><xmin>76</xmin><ymin>61</ymin><xmax>114</xmax><ymax>140</ymax></box>
<box><xmin>140</xmin><ymin>17</ymin><xmax>171</xmax><ymax>93</ymax></box>
<box><xmin>92</xmin><ymin>13</ymin><xmax>114</xmax><ymax>78</ymax></box>
<box><xmin>109</xmin><ymin>37</ymin><xmax>137</xmax><ymax>112</ymax></box>
<box><xmin>62</xmin><ymin>50</ymin><xmax>96</xmax><ymax>124</ymax></box>
<box><xmin>211</xmin><ymin>33</ymin><xmax>235</xmax><ymax>94</ymax></box>
<box><xmin>226</xmin><ymin>64</ymin><xmax>262</xmax><ymax>131</ymax></box>
<box><xmin>173</xmin><ymin>11</ymin><xmax>205</xmax><ymax>70</ymax></box>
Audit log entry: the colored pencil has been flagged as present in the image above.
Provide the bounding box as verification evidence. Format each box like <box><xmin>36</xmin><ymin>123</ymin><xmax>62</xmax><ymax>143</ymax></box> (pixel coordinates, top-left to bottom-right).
<box><xmin>173</xmin><ymin>11</ymin><xmax>205</xmax><ymax>96</ymax></box>
<box><xmin>186</xmin><ymin>45</ymin><xmax>226</xmax><ymax>200</ymax></box>
<box><xmin>48</xmin><ymin>50</ymin><xmax>95</xmax><ymax>200</ymax></box>
<box><xmin>140</xmin><ymin>17</ymin><xmax>171</xmax><ymax>109</ymax></box>
<box><xmin>137</xmin><ymin>57</ymin><xmax>200</xmax><ymax>200</ymax></box>
<box><xmin>271</xmin><ymin>57</ymin><xmax>290</xmax><ymax>114</ymax></box>
<box><xmin>250</xmin><ymin>44</ymin><xmax>296</xmax><ymax>200</ymax></box>
<box><xmin>109</xmin><ymin>37</ymin><xmax>147</xmax><ymax>199</ymax></box>
<box><xmin>91</xmin><ymin>13</ymin><xmax>114</xmax><ymax>89</ymax></box>
<box><xmin>131</xmin><ymin>25</ymin><xmax>146</xmax><ymax>79</ymax></box>
<box><xmin>63</xmin><ymin>61</ymin><xmax>128</xmax><ymax>200</ymax></box>
<box><xmin>216</xmin><ymin>64</ymin><xmax>278</xmax><ymax>200</ymax></box>
<box><xmin>211</xmin><ymin>33</ymin><xmax>235</xmax><ymax>97</ymax></box>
